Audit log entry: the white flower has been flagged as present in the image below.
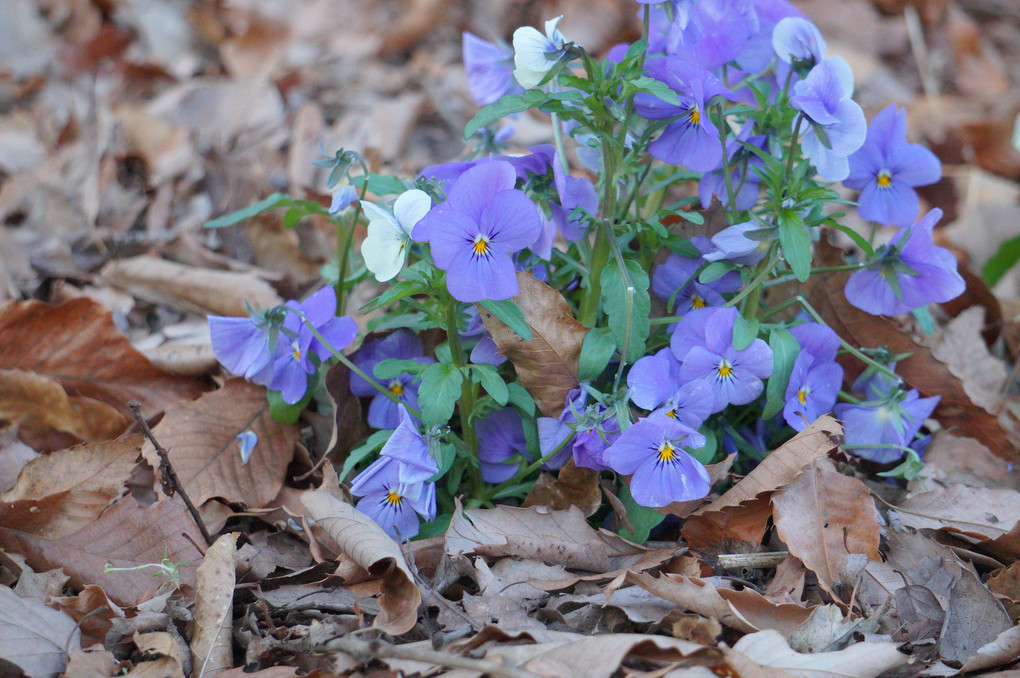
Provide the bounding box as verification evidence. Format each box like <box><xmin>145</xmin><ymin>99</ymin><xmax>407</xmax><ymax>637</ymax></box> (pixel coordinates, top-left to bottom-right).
<box><xmin>512</xmin><ymin>16</ymin><xmax>566</xmax><ymax>90</ymax></box>
<box><xmin>360</xmin><ymin>189</ymin><xmax>431</xmax><ymax>282</ymax></box>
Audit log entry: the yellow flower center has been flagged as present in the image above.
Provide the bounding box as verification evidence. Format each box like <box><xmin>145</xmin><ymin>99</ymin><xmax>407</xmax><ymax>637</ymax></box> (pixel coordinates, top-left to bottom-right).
<box><xmin>389</xmin><ymin>382</ymin><xmax>404</xmax><ymax>396</ymax></box>
<box><xmin>691</xmin><ymin>294</ymin><xmax>707</xmax><ymax>309</ymax></box>
<box><xmin>473</xmin><ymin>233</ymin><xmax>491</xmax><ymax>256</ymax></box>
<box><xmin>717</xmin><ymin>359</ymin><xmax>733</xmax><ymax>379</ymax></box>
<box><xmin>689</xmin><ymin>108</ymin><xmax>701</xmax><ymax>125</ymax></box>
<box><xmin>657</xmin><ymin>441</ymin><xmax>676</xmax><ymax>463</ymax></box>
<box><xmin>665</xmin><ymin>408</ymin><xmax>677</xmax><ymax>419</ymax></box>
<box><xmin>291</xmin><ymin>342</ymin><xmax>301</xmax><ymax>361</ymax></box>
<box><xmin>797</xmin><ymin>387</ymin><xmax>809</xmax><ymax>405</ymax></box>
<box><xmin>876</xmin><ymin>170</ymin><xmax>892</xmax><ymax>188</ymax></box>
<box><xmin>385</xmin><ymin>490</ymin><xmax>402</xmax><ymax>506</ymax></box>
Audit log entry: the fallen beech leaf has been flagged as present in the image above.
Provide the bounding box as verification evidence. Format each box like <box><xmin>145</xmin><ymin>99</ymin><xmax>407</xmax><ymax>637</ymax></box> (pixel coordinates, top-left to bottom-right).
<box><xmin>480</xmin><ymin>272</ymin><xmax>588</xmax><ymax>418</ymax></box>
<box><xmin>939</xmin><ymin>563</ymin><xmax>1012</xmax><ymax>665</ymax></box>
<box><xmin>0</xmin><ymin>369</ymin><xmax>128</xmax><ymax>442</ymax></box>
<box><xmin>626</xmin><ymin>571</ymin><xmax>813</xmax><ymax>636</ymax></box>
<box><xmin>190</xmin><ymin>533</ymin><xmax>237</xmax><ymax>678</ymax></box>
<box><xmin>683</xmin><ymin>417</ymin><xmax>841</xmax><ymax>548</ymax></box>
<box><xmin>920</xmin><ymin>307</ymin><xmax>1009</xmax><ymax>412</ymax></box>
<box><xmin>51</xmin><ymin>585</ymin><xmax>124</xmax><ymax>649</ymax></box>
<box><xmin>958</xmin><ymin>624</ymin><xmax>1020</xmax><ymax>673</ymax></box>
<box><xmin>656</xmin><ymin>454</ymin><xmax>735</xmax><ymax>519</ymax></box>
<box><xmin>891</xmin><ymin>485</ymin><xmax>1020</xmax><ymax>550</ymax></box>
<box><xmin>0</xmin><ymin>429</ymin><xmax>38</xmax><ymax>494</ymax></box>
<box><xmin>772</xmin><ymin>458</ymin><xmax>880</xmax><ymax>598</ymax></box>
<box><xmin>3</xmin><ymin>434</ymin><xmax>145</xmax><ymax>537</ymax></box>
<box><xmin>300</xmin><ymin>490</ymin><xmax>421</xmax><ymax>635</ymax></box>
<box><xmin>102</xmin><ymin>255</ymin><xmax>282</xmax><ymax>317</ymax></box>
<box><xmin>324</xmin><ymin>362</ymin><xmax>365</xmax><ymax>457</ymax></box>
<box><xmin>0</xmin><ymin>495</ymin><xmax>204</xmax><ymax>606</ymax></box>
<box><xmin>729</xmin><ymin>629</ymin><xmax>907</xmax><ymax>677</ymax></box>
<box><xmin>914</xmin><ymin>432</ymin><xmax>1020</xmax><ymax>491</ymax></box>
<box><xmin>142</xmin><ymin>379</ymin><xmax>298</xmax><ymax>507</ymax></box>
<box><xmin>805</xmin><ymin>242</ymin><xmax>1011</xmax><ymax>456</ymax></box>
<box><xmin>765</xmin><ymin>556</ymin><xmax>807</xmax><ymax>607</ymax></box>
<box><xmin>135</xmin><ymin>632</ymin><xmax>189</xmax><ymax>671</ymax></box>
<box><xmin>64</xmin><ymin>648</ymin><xmax>121</xmax><ymax>678</ymax></box>
<box><xmin>0</xmin><ymin>584</ymin><xmax>80</xmax><ymax>677</ymax></box>
<box><xmin>0</xmin><ymin>298</ymin><xmax>206</xmax><ymax>417</ymax></box>
<box><xmin>863</xmin><ymin>529</ymin><xmax>963</xmax><ymax>608</ymax></box>
<box><xmin>445</xmin><ymin>503</ymin><xmax>627</xmax><ymax>572</ymax></box>
<box><xmin>522</xmin><ymin>459</ymin><xmax>601</xmax><ymax>516</ymax></box>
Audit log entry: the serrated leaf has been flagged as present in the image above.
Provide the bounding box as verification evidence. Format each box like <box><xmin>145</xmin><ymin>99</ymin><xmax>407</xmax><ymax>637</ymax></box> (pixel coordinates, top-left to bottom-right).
<box><xmin>600</xmin><ymin>259</ymin><xmax>651</xmax><ymax>364</ymax></box>
<box><xmin>268</xmin><ymin>387</ymin><xmax>312</xmax><ymax>424</ymax></box>
<box><xmin>417</xmin><ymin>363</ymin><xmax>464</xmax><ymax>426</ymax></box>
<box><xmin>470</xmin><ymin>365</ymin><xmax>509</xmax><ymax>405</ymax></box>
<box><xmin>350</xmin><ymin>173</ymin><xmax>407</xmax><ymax>196</ymax></box>
<box><xmin>507</xmin><ymin>381</ymin><xmax>536</xmax><ymax>417</ymax></box>
<box><xmin>205</xmin><ymin>193</ymin><xmax>292</xmax><ymax>228</ymax></box>
<box><xmin>762</xmin><ymin>328</ymin><xmax>799</xmax><ymax>420</ymax></box>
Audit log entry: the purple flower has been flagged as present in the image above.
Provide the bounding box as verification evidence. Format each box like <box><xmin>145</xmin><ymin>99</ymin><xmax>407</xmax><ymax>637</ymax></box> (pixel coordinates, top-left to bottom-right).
<box><xmin>603</xmin><ymin>415</ymin><xmax>710</xmax><ymax>507</ymax></box>
<box><xmin>844</xmin><ymin>104</ymin><xmax>942</xmax><ymax>227</ymax></box>
<box><xmin>771</xmin><ymin>17</ymin><xmax>825</xmax><ymax>66</ymax></box>
<box><xmin>735</xmin><ymin>0</ymin><xmax>804</xmax><ymax>75</ymax></box>
<box><xmin>703</xmin><ymin>221</ymin><xmax>771</xmax><ymax>266</ymax></box>
<box><xmin>844</xmin><ymin>208</ymin><xmax>965</xmax><ymax>316</ymax></box>
<box><xmin>790</xmin><ymin>57</ymin><xmax>866</xmax><ymax>181</ymax></box>
<box><xmin>783</xmin><ymin>323</ymin><xmax>843</xmax><ymax>431</ymax></box>
<box><xmin>351</xmin><ymin>457</ymin><xmax>436</xmax><ymax>540</ymax></box>
<box><xmin>413</xmin><ymin>161</ymin><xmax>542</xmax><ymax>302</ymax></box>
<box><xmin>835</xmin><ymin>388</ymin><xmax>939</xmax><ymax>464</ymax></box>
<box><xmin>463</xmin><ymin>32</ymin><xmax>523</xmax><ymax>106</ymax></box>
<box><xmin>699</xmin><ymin>127</ymin><xmax>767</xmax><ymax>211</ymax></box>
<box><xmin>329</xmin><ymin>184</ymin><xmax>358</xmax><ymax>216</ymax></box>
<box><xmin>536</xmin><ymin>386</ymin><xmax>620</xmax><ymax>471</ymax></box>
<box><xmin>209</xmin><ymin>311</ymin><xmax>278</xmax><ymax>385</ymax></box>
<box><xmin>265</xmin><ymin>287</ymin><xmax>358</xmax><ymax>404</ymax></box>
<box><xmin>627</xmin><ymin>349</ymin><xmax>715</xmax><ymax>429</ymax></box>
<box><xmin>636</xmin><ymin>57</ymin><xmax>736</xmax><ymax>172</ymax></box>
<box><xmin>671</xmin><ymin>307</ymin><xmax>773</xmax><ymax>413</ymax></box>
<box><xmin>460</xmin><ymin>306</ymin><xmax>507</xmax><ymax>366</ymax></box>
<box><xmin>380</xmin><ymin>405</ymin><xmax>438</xmax><ymax>483</ymax></box>
<box><xmin>652</xmin><ymin>237</ymin><xmax>743</xmax><ymax>313</ymax></box>
<box><xmin>662</xmin><ymin>0</ymin><xmax>760</xmax><ymax>69</ymax></box>
<box><xmin>350</xmin><ymin>329</ymin><xmax>435</xmax><ymax>429</ymax></box>
<box><xmin>476</xmin><ymin>407</ymin><xmax>530</xmax><ymax>483</ymax></box>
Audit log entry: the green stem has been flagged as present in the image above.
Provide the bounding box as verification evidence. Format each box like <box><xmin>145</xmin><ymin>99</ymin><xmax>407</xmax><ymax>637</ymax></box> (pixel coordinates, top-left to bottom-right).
<box><xmin>715</xmin><ymin>104</ymin><xmax>738</xmax><ymax>216</ymax></box>
<box><xmin>445</xmin><ymin>298</ymin><xmax>483</xmax><ymax>498</ymax></box>
<box><xmin>335</xmin><ymin>173</ymin><xmax>370</xmax><ymax>314</ymax></box>
<box><xmin>724</xmin><ymin>247</ymin><xmax>778</xmax><ymax>315</ymax></box>
<box><xmin>763</xmin><ymin>263</ymin><xmax>867</xmax><ymax>288</ymax></box>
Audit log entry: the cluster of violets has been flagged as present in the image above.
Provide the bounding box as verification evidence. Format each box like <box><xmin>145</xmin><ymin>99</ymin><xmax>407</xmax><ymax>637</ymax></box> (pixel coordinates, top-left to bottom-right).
<box><xmin>207</xmin><ymin>0</ymin><xmax>967</xmax><ymax>540</ymax></box>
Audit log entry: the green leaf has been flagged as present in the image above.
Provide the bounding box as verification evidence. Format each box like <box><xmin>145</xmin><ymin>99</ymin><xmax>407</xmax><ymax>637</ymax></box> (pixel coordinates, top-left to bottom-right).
<box><xmin>626</xmin><ymin>75</ymin><xmax>682</xmax><ymax>107</ymax></box>
<box><xmin>982</xmin><ymin>234</ymin><xmax>1020</xmax><ymax>287</ymax></box>
<box><xmin>778</xmin><ymin>209</ymin><xmax>812</xmax><ymax>282</ymax></box>
<box><xmin>762</xmin><ymin>328</ymin><xmax>800</xmax><ymax>420</ymax></box>
<box><xmin>267</xmin><ymin>386</ymin><xmax>313</xmax><ymax>424</ymax></box>
<box><xmin>507</xmin><ymin>381</ymin><xmax>536</xmax><ymax>417</ymax></box>
<box><xmin>578</xmin><ymin>328</ymin><xmax>617</xmax><ymax>382</ymax></box>
<box><xmin>417</xmin><ymin>363</ymin><xmax>464</xmax><ymax>426</ymax></box>
<box><xmin>699</xmin><ymin>260</ymin><xmax>736</xmax><ymax>284</ymax></box>
<box><xmin>470</xmin><ymin>365</ymin><xmax>509</xmax><ymax>406</ymax></box>
<box><xmin>337</xmin><ymin>429</ymin><xmax>391</xmax><ymax>482</ymax></box>
<box><xmin>350</xmin><ymin>173</ymin><xmax>407</xmax><ymax>196</ymax></box>
<box><xmin>478</xmin><ymin>299</ymin><xmax>532</xmax><ymax>341</ymax></box>
<box><xmin>616</xmin><ymin>484</ymin><xmax>666</xmax><ymax>543</ymax></box>
<box><xmin>676</xmin><ymin>210</ymin><xmax>704</xmax><ymax>225</ymax></box>
<box><xmin>373</xmin><ymin>358</ymin><xmax>430</xmax><ymax>380</ymax></box>
<box><xmin>827</xmin><ymin>219</ymin><xmax>873</xmax><ymax>259</ymax></box>
<box><xmin>205</xmin><ymin>193</ymin><xmax>292</xmax><ymax>228</ymax></box>
<box><xmin>688</xmin><ymin>428</ymin><xmax>718</xmax><ymax>466</ymax></box>
<box><xmin>464</xmin><ymin>90</ymin><xmax>546</xmax><ymax>140</ymax></box>
<box><xmin>415</xmin><ymin>512</ymin><xmax>453</xmax><ymax>539</ymax></box>
<box><xmin>912</xmin><ymin>306</ymin><xmax>935</xmax><ymax>334</ymax></box>
<box><xmin>732</xmin><ymin>316</ymin><xmax>760</xmax><ymax>351</ymax></box>
<box><xmin>600</xmin><ymin>259</ymin><xmax>651</xmax><ymax>364</ymax></box>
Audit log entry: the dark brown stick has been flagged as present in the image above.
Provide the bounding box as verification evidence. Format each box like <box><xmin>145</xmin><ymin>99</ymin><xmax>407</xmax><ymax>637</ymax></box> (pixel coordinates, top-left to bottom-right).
<box><xmin>129</xmin><ymin>401</ymin><xmax>214</xmax><ymax>546</ymax></box>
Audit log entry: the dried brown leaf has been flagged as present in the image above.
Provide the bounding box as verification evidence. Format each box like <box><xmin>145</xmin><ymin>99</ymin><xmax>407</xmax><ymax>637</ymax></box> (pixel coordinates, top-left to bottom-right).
<box><xmin>728</xmin><ymin>629</ymin><xmax>908</xmax><ymax>677</ymax></box>
<box><xmin>805</xmin><ymin>241</ymin><xmax>1011</xmax><ymax>456</ymax></box>
<box><xmin>914</xmin><ymin>432</ymin><xmax>1020</xmax><ymax>491</ymax></box>
<box><xmin>891</xmin><ymin>485</ymin><xmax>1020</xmax><ymax>548</ymax></box>
<box><xmin>0</xmin><ymin>298</ymin><xmax>206</xmax><ymax>417</ymax></box>
<box><xmin>958</xmin><ymin>624</ymin><xmax>1020</xmax><ymax>673</ymax></box>
<box><xmin>0</xmin><ymin>369</ymin><xmax>128</xmax><ymax>442</ymax></box>
<box><xmin>50</xmin><ymin>585</ymin><xmax>125</xmax><ymax>649</ymax></box>
<box><xmin>142</xmin><ymin>379</ymin><xmax>298</xmax><ymax>507</ymax></box>
<box><xmin>0</xmin><ymin>584</ymin><xmax>80</xmax><ymax>677</ymax></box>
<box><xmin>323</xmin><ymin>362</ymin><xmax>365</xmax><ymax>458</ymax></box>
<box><xmin>772</xmin><ymin>459</ymin><xmax>880</xmax><ymax>597</ymax></box>
<box><xmin>522</xmin><ymin>459</ymin><xmax>601</xmax><ymax>516</ymax></box>
<box><xmin>102</xmin><ymin>256</ymin><xmax>282</xmax><ymax>317</ymax></box>
<box><xmin>920</xmin><ymin>306</ymin><xmax>1009</xmax><ymax>412</ymax></box>
<box><xmin>190</xmin><ymin>533</ymin><xmax>237</xmax><ymax>678</ymax></box>
<box><xmin>940</xmin><ymin>564</ymin><xmax>1012</xmax><ymax>665</ymax></box>
<box><xmin>299</xmin><ymin>489</ymin><xmax>420</xmax><ymax>635</ymax></box>
<box><xmin>765</xmin><ymin>556</ymin><xmax>807</xmax><ymax>607</ymax></box>
<box><xmin>480</xmin><ymin>272</ymin><xmax>588</xmax><ymax>418</ymax></box>
<box><xmin>0</xmin><ymin>495</ymin><xmax>204</xmax><ymax>606</ymax></box>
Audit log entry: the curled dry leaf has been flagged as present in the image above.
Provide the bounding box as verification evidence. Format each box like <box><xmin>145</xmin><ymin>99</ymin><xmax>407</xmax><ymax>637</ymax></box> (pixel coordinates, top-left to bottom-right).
<box><xmin>102</xmin><ymin>255</ymin><xmax>283</xmax><ymax>317</ymax></box>
<box><xmin>0</xmin><ymin>369</ymin><xmax>128</xmax><ymax>442</ymax></box>
<box><xmin>920</xmin><ymin>307</ymin><xmax>1009</xmax><ymax>412</ymax></box>
<box><xmin>142</xmin><ymin>379</ymin><xmax>299</xmax><ymax>508</ymax></box>
<box><xmin>445</xmin><ymin>503</ymin><xmax>628</xmax><ymax>573</ymax></box>
<box><xmin>862</xmin><ymin>529</ymin><xmax>964</xmax><ymax>609</ymax></box>
<box><xmin>805</xmin><ymin>241</ymin><xmax>1011</xmax><ymax>456</ymax></box>
<box><xmin>190</xmin><ymin>533</ymin><xmax>237</xmax><ymax>678</ymax></box>
<box><xmin>682</xmin><ymin>416</ymin><xmax>841</xmax><ymax>548</ymax></box>
<box><xmin>479</xmin><ymin>272</ymin><xmax>588</xmax><ymax>418</ymax></box>
<box><xmin>958</xmin><ymin>624</ymin><xmax>1020</xmax><ymax>673</ymax></box>
<box><xmin>324</xmin><ymin>362</ymin><xmax>365</xmax><ymax>457</ymax></box>
<box><xmin>891</xmin><ymin>485</ymin><xmax>1020</xmax><ymax>558</ymax></box>
<box><xmin>939</xmin><ymin>563</ymin><xmax>1012</xmax><ymax>666</ymax></box>
<box><xmin>771</xmin><ymin>458</ymin><xmax>880</xmax><ymax>598</ymax></box>
<box><xmin>0</xmin><ymin>494</ymin><xmax>204</xmax><ymax>606</ymax></box>
<box><xmin>299</xmin><ymin>490</ymin><xmax>421</xmax><ymax>635</ymax></box>
<box><xmin>0</xmin><ymin>584</ymin><xmax>80</xmax><ymax>678</ymax></box>
<box><xmin>522</xmin><ymin>459</ymin><xmax>601</xmax><ymax>516</ymax></box>
<box><xmin>729</xmin><ymin>629</ymin><xmax>908</xmax><ymax>678</ymax></box>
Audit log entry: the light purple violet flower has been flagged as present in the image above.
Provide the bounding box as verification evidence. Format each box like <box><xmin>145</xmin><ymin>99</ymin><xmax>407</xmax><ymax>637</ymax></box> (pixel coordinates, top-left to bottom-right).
<box><xmin>783</xmin><ymin>322</ymin><xmax>843</xmax><ymax>431</ymax></box>
<box><xmin>329</xmin><ymin>184</ymin><xmax>359</xmax><ymax>216</ymax></box>
<box><xmin>379</xmin><ymin>405</ymin><xmax>438</xmax><ymax>483</ymax></box>
<box><xmin>662</xmin><ymin>0</ymin><xmax>760</xmax><ymax>70</ymax></box>
<box><xmin>671</xmin><ymin>306</ymin><xmax>773</xmax><ymax>413</ymax></box>
<box><xmin>771</xmin><ymin>17</ymin><xmax>825</xmax><ymax>66</ymax></box>
<box><xmin>652</xmin><ymin>236</ymin><xmax>743</xmax><ymax>313</ymax></box>
<box><xmin>536</xmin><ymin>385</ymin><xmax>620</xmax><ymax>471</ymax></box>
<box><xmin>790</xmin><ymin>57</ymin><xmax>867</xmax><ymax>181</ymax></box>
<box><xmin>844</xmin><ymin>104</ymin><xmax>942</xmax><ymax>227</ymax></box>
<box><xmin>703</xmin><ymin>221</ymin><xmax>772</xmax><ymax>266</ymax></box>
<box><xmin>628</xmin><ymin>351</ymin><xmax>716</xmax><ymax>428</ymax></box>
<box><xmin>636</xmin><ymin>0</ymin><xmax>692</xmax><ymax>31</ymax></box>
<box><xmin>350</xmin><ymin>329</ymin><xmax>435</xmax><ymax>429</ymax></box>
<box><xmin>635</xmin><ymin>57</ymin><xmax>737</xmax><ymax>172</ymax></box>
<box><xmin>267</xmin><ymin>287</ymin><xmax>358</xmax><ymax>404</ymax></box>
<box><xmin>735</xmin><ymin>0</ymin><xmax>804</xmax><ymax>75</ymax></box>
<box><xmin>463</xmin><ymin>32</ymin><xmax>523</xmax><ymax>107</ymax></box>
<box><xmin>699</xmin><ymin>127</ymin><xmax>768</xmax><ymax>211</ymax></box>
<box><xmin>209</xmin><ymin>311</ymin><xmax>278</xmax><ymax>386</ymax></box>
<box><xmin>460</xmin><ymin>306</ymin><xmax>507</xmax><ymax>366</ymax></box>
<box><xmin>844</xmin><ymin>208</ymin><xmax>965</xmax><ymax>316</ymax></box>
<box><xmin>603</xmin><ymin>415</ymin><xmax>710</xmax><ymax>507</ymax></box>
<box><xmin>835</xmin><ymin>388</ymin><xmax>939</xmax><ymax>464</ymax></box>
<box><xmin>476</xmin><ymin>407</ymin><xmax>530</xmax><ymax>483</ymax></box>
<box><xmin>413</xmin><ymin>161</ymin><xmax>542</xmax><ymax>302</ymax></box>
<box><xmin>351</xmin><ymin>457</ymin><xmax>436</xmax><ymax>540</ymax></box>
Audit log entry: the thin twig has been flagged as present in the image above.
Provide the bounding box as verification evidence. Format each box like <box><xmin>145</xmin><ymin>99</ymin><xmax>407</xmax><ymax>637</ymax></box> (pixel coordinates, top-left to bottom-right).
<box><xmin>716</xmin><ymin>551</ymin><xmax>790</xmax><ymax>570</ymax></box>
<box><xmin>321</xmin><ymin>636</ymin><xmax>540</xmax><ymax>678</ymax></box>
<box><xmin>129</xmin><ymin>401</ymin><xmax>214</xmax><ymax>546</ymax></box>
